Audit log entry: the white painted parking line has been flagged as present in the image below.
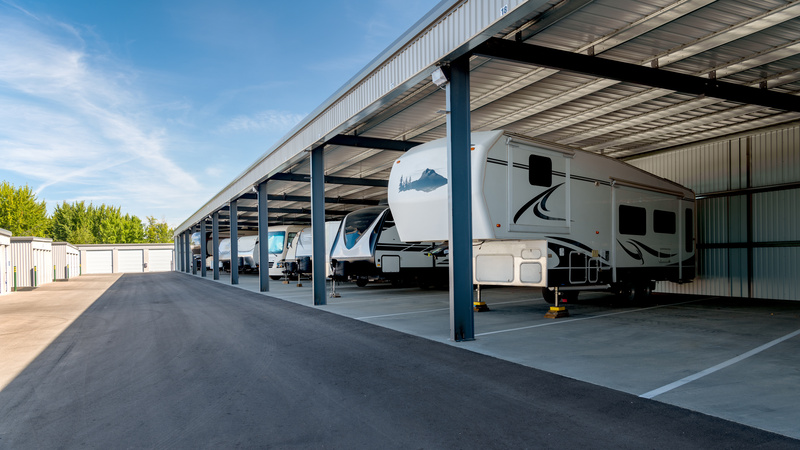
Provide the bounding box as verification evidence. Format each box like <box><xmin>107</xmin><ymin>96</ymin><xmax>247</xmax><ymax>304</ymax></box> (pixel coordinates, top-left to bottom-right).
<box><xmin>475</xmin><ymin>299</ymin><xmax>709</xmax><ymax>337</ymax></box>
<box><xmin>356</xmin><ymin>307</ymin><xmax>450</xmax><ymax>320</ymax></box>
<box><xmin>640</xmin><ymin>328</ymin><xmax>800</xmax><ymax>400</ymax></box>
<box><xmin>355</xmin><ymin>298</ymin><xmax>536</xmax><ymax>320</ymax></box>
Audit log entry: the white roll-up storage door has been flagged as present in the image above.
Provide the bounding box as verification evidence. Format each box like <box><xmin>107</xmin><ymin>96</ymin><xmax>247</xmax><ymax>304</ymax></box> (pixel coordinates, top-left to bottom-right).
<box><xmin>118</xmin><ymin>249</ymin><xmax>144</xmax><ymax>273</ymax></box>
<box><xmin>148</xmin><ymin>249</ymin><xmax>173</xmax><ymax>272</ymax></box>
<box><xmin>85</xmin><ymin>250</ymin><xmax>113</xmax><ymax>274</ymax></box>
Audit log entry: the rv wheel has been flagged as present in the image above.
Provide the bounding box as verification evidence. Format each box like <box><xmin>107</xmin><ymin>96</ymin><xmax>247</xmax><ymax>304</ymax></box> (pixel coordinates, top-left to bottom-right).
<box><xmin>616</xmin><ymin>284</ymin><xmax>637</xmax><ymax>303</ymax></box>
<box><xmin>541</xmin><ymin>288</ymin><xmax>555</xmax><ymax>305</ymax></box>
<box><xmin>356</xmin><ymin>277</ymin><xmax>368</xmax><ymax>287</ymax></box>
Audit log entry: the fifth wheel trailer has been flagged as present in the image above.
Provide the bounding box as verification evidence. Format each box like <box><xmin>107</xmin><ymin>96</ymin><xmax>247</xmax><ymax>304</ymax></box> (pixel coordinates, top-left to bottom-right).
<box><xmin>329</xmin><ymin>206</ymin><xmax>447</xmax><ymax>287</ymax></box>
<box><xmin>388</xmin><ymin>130</ymin><xmax>696</xmax><ymax>301</ymax></box>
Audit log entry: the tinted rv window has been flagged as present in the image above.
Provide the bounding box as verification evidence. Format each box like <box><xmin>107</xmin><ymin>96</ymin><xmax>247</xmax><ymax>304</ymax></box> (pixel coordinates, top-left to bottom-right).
<box><xmin>343</xmin><ymin>206</ymin><xmax>385</xmax><ymax>250</ymax></box>
<box><xmin>685</xmin><ymin>208</ymin><xmax>694</xmax><ymax>252</ymax></box>
<box><xmin>267</xmin><ymin>231</ymin><xmax>286</xmax><ymax>253</ymax></box>
<box><xmin>653</xmin><ymin>210</ymin><xmax>676</xmax><ymax>234</ymax></box>
<box><xmin>528</xmin><ymin>155</ymin><xmax>552</xmax><ymax>187</ymax></box>
<box><xmin>619</xmin><ymin>205</ymin><xmax>646</xmax><ymax>236</ymax></box>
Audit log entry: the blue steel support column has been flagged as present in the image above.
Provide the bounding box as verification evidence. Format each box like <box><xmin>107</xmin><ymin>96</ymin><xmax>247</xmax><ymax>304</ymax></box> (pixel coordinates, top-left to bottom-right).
<box><xmin>200</xmin><ymin>220</ymin><xmax>207</xmax><ymax>277</ymax></box>
<box><xmin>258</xmin><ymin>181</ymin><xmax>270</xmax><ymax>292</ymax></box>
<box><xmin>191</xmin><ymin>226</ymin><xmax>197</xmax><ymax>275</ymax></box>
<box><xmin>446</xmin><ymin>57</ymin><xmax>474</xmax><ymax>341</ymax></box>
<box><xmin>230</xmin><ymin>199</ymin><xmax>239</xmax><ymax>285</ymax></box>
<box><xmin>212</xmin><ymin>212</ymin><xmax>220</xmax><ymax>280</ymax></box>
<box><xmin>310</xmin><ymin>144</ymin><xmax>327</xmax><ymax>305</ymax></box>
<box><xmin>184</xmin><ymin>231</ymin><xmax>191</xmax><ymax>273</ymax></box>
<box><xmin>176</xmin><ymin>236</ymin><xmax>183</xmax><ymax>272</ymax></box>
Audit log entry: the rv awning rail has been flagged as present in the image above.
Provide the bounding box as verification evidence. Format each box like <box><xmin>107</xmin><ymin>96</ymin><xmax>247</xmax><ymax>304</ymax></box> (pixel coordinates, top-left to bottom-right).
<box><xmin>610</xmin><ymin>177</ymin><xmax>688</xmax><ymax>199</ymax></box>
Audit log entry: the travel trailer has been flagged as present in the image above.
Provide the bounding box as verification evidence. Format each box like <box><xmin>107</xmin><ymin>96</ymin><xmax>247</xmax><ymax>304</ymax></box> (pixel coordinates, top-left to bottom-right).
<box><xmin>388</xmin><ymin>130</ymin><xmax>695</xmax><ymax>302</ymax></box>
<box><xmin>284</xmin><ymin>221</ymin><xmax>342</xmax><ymax>278</ymax></box>
<box><xmin>329</xmin><ymin>206</ymin><xmax>447</xmax><ymax>287</ymax></box>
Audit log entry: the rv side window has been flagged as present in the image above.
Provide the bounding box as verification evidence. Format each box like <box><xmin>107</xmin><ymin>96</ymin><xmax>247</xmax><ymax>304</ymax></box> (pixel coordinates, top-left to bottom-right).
<box><xmin>528</xmin><ymin>155</ymin><xmax>552</xmax><ymax>187</ymax></box>
<box><xmin>619</xmin><ymin>205</ymin><xmax>646</xmax><ymax>236</ymax></box>
<box><xmin>653</xmin><ymin>210</ymin><xmax>676</xmax><ymax>234</ymax></box>
<box><xmin>685</xmin><ymin>208</ymin><xmax>694</xmax><ymax>252</ymax></box>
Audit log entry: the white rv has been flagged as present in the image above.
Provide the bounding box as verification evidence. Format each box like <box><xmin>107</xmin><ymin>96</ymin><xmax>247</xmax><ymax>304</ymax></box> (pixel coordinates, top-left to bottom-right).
<box><xmin>388</xmin><ymin>130</ymin><xmax>695</xmax><ymax>302</ymax></box>
<box><xmin>329</xmin><ymin>206</ymin><xmax>447</xmax><ymax>287</ymax></box>
<box><xmin>263</xmin><ymin>225</ymin><xmax>304</xmax><ymax>279</ymax></box>
<box><xmin>286</xmin><ymin>221</ymin><xmax>342</xmax><ymax>278</ymax></box>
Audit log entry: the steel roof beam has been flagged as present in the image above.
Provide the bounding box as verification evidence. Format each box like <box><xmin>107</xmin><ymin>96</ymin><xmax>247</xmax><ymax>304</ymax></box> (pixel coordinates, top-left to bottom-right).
<box><xmin>268</xmin><ymin>194</ymin><xmax>380</xmax><ymax>205</ymax></box>
<box><xmin>326</xmin><ymin>134</ymin><xmax>422</xmax><ymax>151</ymax></box>
<box><xmin>269</xmin><ymin>172</ymin><xmax>388</xmax><ymax>187</ymax></box>
<box><xmin>473</xmin><ymin>38</ymin><xmax>800</xmax><ymax>114</ymax></box>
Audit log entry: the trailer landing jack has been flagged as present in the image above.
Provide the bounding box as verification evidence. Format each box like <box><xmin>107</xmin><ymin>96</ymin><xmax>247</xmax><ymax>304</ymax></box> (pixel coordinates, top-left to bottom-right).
<box><xmin>544</xmin><ymin>288</ymin><xmax>570</xmax><ymax>319</ymax></box>
<box><xmin>473</xmin><ymin>285</ymin><xmax>490</xmax><ymax>312</ymax></box>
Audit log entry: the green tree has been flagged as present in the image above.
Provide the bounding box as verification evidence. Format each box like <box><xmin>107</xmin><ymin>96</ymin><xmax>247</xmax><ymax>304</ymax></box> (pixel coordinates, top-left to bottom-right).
<box><xmin>0</xmin><ymin>182</ymin><xmax>50</xmax><ymax>236</ymax></box>
<box><xmin>50</xmin><ymin>201</ymin><xmax>96</xmax><ymax>244</ymax></box>
<box><xmin>144</xmin><ymin>216</ymin><xmax>174</xmax><ymax>243</ymax></box>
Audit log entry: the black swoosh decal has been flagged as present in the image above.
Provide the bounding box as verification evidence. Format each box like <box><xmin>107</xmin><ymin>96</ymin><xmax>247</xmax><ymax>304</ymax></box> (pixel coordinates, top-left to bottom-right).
<box><xmin>514</xmin><ymin>183</ymin><xmax>564</xmax><ymax>223</ymax></box>
<box><xmin>617</xmin><ymin>240</ymin><xmax>644</xmax><ymax>265</ymax></box>
<box><xmin>630</xmin><ymin>240</ymin><xmax>677</xmax><ymax>259</ymax></box>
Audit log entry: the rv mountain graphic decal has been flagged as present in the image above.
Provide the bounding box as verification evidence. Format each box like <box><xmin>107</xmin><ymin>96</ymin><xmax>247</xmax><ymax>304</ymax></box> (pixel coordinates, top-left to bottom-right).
<box><xmin>513</xmin><ymin>183</ymin><xmax>565</xmax><ymax>223</ymax></box>
<box><xmin>398</xmin><ymin>168</ymin><xmax>447</xmax><ymax>193</ymax></box>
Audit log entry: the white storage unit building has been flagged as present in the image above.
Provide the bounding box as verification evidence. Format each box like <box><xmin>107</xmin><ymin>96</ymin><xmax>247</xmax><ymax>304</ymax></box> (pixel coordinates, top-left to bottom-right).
<box><xmin>78</xmin><ymin>244</ymin><xmax>174</xmax><ymax>274</ymax></box>
<box><xmin>10</xmin><ymin>236</ymin><xmax>53</xmax><ymax>289</ymax></box>
<box><xmin>148</xmin><ymin>249</ymin><xmax>174</xmax><ymax>272</ymax></box>
<box><xmin>118</xmin><ymin>249</ymin><xmax>144</xmax><ymax>273</ymax></box>
<box><xmin>52</xmin><ymin>242</ymin><xmax>80</xmax><ymax>281</ymax></box>
<box><xmin>0</xmin><ymin>229</ymin><xmax>10</xmax><ymax>295</ymax></box>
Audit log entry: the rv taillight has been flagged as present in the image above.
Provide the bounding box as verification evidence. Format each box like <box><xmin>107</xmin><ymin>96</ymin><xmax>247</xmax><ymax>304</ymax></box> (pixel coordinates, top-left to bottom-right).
<box><xmin>496</xmin><ymin>224</ymin><xmax>500</xmax><ymax>227</ymax></box>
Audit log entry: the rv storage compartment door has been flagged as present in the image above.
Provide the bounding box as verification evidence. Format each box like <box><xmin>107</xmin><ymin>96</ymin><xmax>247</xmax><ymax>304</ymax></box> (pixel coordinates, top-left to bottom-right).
<box><xmin>473</xmin><ymin>240</ymin><xmax>548</xmax><ymax>287</ymax></box>
<box><xmin>381</xmin><ymin>255</ymin><xmax>401</xmax><ymax>273</ymax></box>
<box><xmin>507</xmin><ymin>141</ymin><xmax>571</xmax><ymax>233</ymax></box>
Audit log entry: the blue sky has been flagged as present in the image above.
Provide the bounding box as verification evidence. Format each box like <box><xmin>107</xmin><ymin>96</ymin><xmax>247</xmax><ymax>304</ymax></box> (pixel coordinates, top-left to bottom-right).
<box><xmin>0</xmin><ymin>0</ymin><xmax>439</xmax><ymax>227</ymax></box>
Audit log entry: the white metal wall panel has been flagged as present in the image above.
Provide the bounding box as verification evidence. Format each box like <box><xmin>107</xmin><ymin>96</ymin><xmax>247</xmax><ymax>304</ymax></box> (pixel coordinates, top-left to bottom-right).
<box><xmin>629</xmin><ymin>122</ymin><xmax>800</xmax><ymax>300</ymax></box>
<box><xmin>148</xmin><ymin>249</ymin><xmax>173</xmax><ymax>272</ymax></box>
<box><xmin>753</xmin><ymin>190</ymin><xmax>800</xmax><ymax>243</ymax></box>
<box><xmin>0</xmin><ymin>241</ymin><xmax>8</xmax><ymax>295</ymax></box>
<box><xmin>51</xmin><ymin>243</ymin><xmax>78</xmax><ymax>280</ymax></box>
<box><xmin>118</xmin><ymin>250</ymin><xmax>144</xmax><ymax>273</ymax></box>
<box><xmin>85</xmin><ymin>250</ymin><xmax>113</xmax><ymax>274</ymax></box>
<box><xmin>9</xmin><ymin>238</ymin><xmax>53</xmax><ymax>287</ymax></box>
<box><xmin>750</xmin><ymin>126</ymin><xmax>800</xmax><ymax>188</ymax></box>
<box><xmin>753</xmin><ymin>248</ymin><xmax>800</xmax><ymax>301</ymax></box>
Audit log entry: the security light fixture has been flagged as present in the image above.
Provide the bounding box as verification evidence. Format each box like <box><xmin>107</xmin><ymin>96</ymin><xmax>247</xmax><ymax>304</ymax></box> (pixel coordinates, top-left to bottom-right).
<box><xmin>431</xmin><ymin>66</ymin><xmax>449</xmax><ymax>87</ymax></box>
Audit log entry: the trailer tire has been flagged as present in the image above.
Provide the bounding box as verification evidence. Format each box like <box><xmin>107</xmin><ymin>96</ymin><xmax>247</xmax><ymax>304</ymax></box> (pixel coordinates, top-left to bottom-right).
<box><xmin>356</xmin><ymin>277</ymin><xmax>368</xmax><ymax>287</ymax></box>
<box><xmin>542</xmin><ymin>288</ymin><xmax>555</xmax><ymax>305</ymax></box>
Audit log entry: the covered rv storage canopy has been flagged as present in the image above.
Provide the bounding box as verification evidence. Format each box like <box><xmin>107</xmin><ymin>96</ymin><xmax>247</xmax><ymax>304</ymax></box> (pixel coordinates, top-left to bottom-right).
<box><xmin>174</xmin><ymin>0</ymin><xmax>800</xmax><ymax>340</ymax></box>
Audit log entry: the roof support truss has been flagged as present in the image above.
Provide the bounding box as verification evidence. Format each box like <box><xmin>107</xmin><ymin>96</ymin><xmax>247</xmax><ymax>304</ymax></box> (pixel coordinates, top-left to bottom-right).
<box><xmin>472</xmin><ymin>38</ymin><xmax>800</xmax><ymax>114</ymax></box>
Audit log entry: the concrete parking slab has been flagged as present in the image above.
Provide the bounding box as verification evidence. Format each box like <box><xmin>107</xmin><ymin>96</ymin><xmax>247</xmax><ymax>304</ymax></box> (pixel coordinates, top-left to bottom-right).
<box><xmin>0</xmin><ymin>274</ymin><xmax>123</xmax><ymax>390</ymax></box>
<box><xmin>195</xmin><ymin>271</ymin><xmax>800</xmax><ymax>439</ymax></box>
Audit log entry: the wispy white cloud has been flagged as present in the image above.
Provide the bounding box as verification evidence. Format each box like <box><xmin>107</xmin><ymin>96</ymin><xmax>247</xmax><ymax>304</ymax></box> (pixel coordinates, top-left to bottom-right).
<box><xmin>0</xmin><ymin>10</ymin><xmax>204</xmax><ymax>225</ymax></box>
<box><xmin>218</xmin><ymin>110</ymin><xmax>304</xmax><ymax>133</ymax></box>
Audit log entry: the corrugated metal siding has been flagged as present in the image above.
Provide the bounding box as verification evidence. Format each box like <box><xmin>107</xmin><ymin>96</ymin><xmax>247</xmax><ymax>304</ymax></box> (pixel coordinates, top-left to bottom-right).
<box><xmin>753</xmin><ymin>190</ymin><xmax>800</xmax><ymax>242</ymax></box>
<box><xmin>750</xmin><ymin>126</ymin><xmax>800</xmax><ymax>187</ymax></box>
<box><xmin>629</xmin><ymin>122</ymin><xmax>800</xmax><ymax>301</ymax></box>
<box><xmin>0</xmin><ymin>241</ymin><xmax>9</xmax><ymax>295</ymax></box>
<box><xmin>52</xmin><ymin>243</ymin><xmax>80</xmax><ymax>280</ymax></box>
<box><xmin>753</xmin><ymin>248</ymin><xmax>800</xmax><ymax>300</ymax></box>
